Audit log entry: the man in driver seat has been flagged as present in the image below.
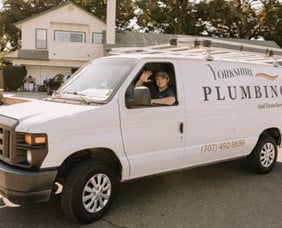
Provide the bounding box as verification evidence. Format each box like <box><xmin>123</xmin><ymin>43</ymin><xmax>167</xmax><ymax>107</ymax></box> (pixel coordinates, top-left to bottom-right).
<box><xmin>135</xmin><ymin>70</ymin><xmax>176</xmax><ymax>105</ymax></box>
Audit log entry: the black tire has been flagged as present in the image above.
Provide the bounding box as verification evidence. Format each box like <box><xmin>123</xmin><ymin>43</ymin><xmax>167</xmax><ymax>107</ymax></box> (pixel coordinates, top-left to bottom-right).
<box><xmin>47</xmin><ymin>86</ymin><xmax>52</xmax><ymax>95</ymax></box>
<box><xmin>61</xmin><ymin>160</ymin><xmax>117</xmax><ymax>224</ymax></box>
<box><xmin>247</xmin><ymin>135</ymin><xmax>277</xmax><ymax>174</ymax></box>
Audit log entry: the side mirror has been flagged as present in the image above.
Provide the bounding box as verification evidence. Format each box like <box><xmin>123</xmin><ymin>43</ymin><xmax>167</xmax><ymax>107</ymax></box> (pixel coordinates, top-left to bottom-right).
<box><xmin>126</xmin><ymin>86</ymin><xmax>151</xmax><ymax>107</ymax></box>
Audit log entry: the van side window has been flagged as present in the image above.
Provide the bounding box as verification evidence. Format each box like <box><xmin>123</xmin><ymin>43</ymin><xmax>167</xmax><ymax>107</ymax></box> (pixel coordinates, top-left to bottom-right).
<box><xmin>126</xmin><ymin>62</ymin><xmax>177</xmax><ymax>108</ymax></box>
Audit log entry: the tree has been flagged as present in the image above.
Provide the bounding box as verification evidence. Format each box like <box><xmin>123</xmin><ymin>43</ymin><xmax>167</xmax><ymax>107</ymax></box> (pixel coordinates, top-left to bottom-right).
<box><xmin>259</xmin><ymin>0</ymin><xmax>282</xmax><ymax>46</ymax></box>
<box><xmin>76</xmin><ymin>0</ymin><xmax>106</xmax><ymax>21</ymax></box>
<box><xmin>132</xmin><ymin>0</ymin><xmax>203</xmax><ymax>34</ymax></box>
<box><xmin>1</xmin><ymin>0</ymin><xmax>282</xmax><ymax>53</ymax></box>
<box><xmin>0</xmin><ymin>0</ymin><xmax>67</xmax><ymax>52</ymax></box>
<box><xmin>77</xmin><ymin>0</ymin><xmax>136</xmax><ymax>30</ymax></box>
<box><xmin>116</xmin><ymin>0</ymin><xmax>136</xmax><ymax>31</ymax></box>
<box><xmin>272</xmin><ymin>3</ymin><xmax>282</xmax><ymax>47</ymax></box>
<box><xmin>196</xmin><ymin>0</ymin><xmax>264</xmax><ymax>39</ymax></box>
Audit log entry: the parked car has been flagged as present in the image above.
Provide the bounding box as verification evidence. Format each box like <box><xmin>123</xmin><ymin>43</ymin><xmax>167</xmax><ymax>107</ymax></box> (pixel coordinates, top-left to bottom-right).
<box><xmin>44</xmin><ymin>73</ymin><xmax>71</xmax><ymax>95</ymax></box>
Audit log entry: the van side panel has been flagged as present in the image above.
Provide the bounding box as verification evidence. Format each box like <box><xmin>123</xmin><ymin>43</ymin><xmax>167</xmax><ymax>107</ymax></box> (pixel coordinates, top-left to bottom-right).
<box><xmin>179</xmin><ymin>59</ymin><xmax>282</xmax><ymax>166</ymax></box>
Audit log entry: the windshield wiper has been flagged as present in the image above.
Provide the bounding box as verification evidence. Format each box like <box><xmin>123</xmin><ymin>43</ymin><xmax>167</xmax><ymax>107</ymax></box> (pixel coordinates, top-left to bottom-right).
<box><xmin>73</xmin><ymin>91</ymin><xmax>91</xmax><ymax>104</ymax></box>
<box><xmin>55</xmin><ymin>91</ymin><xmax>106</xmax><ymax>105</ymax></box>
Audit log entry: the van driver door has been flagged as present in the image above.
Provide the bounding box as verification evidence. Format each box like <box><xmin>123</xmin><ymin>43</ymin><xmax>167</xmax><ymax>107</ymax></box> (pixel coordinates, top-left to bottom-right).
<box><xmin>118</xmin><ymin>61</ymin><xmax>186</xmax><ymax>179</ymax></box>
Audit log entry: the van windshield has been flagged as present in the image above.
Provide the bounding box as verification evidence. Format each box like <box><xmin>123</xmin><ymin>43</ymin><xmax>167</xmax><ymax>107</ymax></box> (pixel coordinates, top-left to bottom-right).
<box><xmin>57</xmin><ymin>57</ymin><xmax>136</xmax><ymax>103</ymax></box>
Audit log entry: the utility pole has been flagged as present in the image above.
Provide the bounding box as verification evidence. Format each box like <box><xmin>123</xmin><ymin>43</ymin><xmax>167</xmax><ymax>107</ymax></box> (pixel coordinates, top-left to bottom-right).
<box><xmin>106</xmin><ymin>0</ymin><xmax>116</xmax><ymax>45</ymax></box>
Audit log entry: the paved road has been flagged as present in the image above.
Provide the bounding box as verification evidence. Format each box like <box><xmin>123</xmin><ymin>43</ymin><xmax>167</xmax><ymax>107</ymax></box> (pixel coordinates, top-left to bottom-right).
<box><xmin>1</xmin><ymin>153</ymin><xmax>282</xmax><ymax>228</ymax></box>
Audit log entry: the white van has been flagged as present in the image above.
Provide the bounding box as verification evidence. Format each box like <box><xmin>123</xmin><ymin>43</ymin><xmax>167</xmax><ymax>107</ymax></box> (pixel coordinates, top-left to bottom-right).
<box><xmin>0</xmin><ymin>38</ymin><xmax>281</xmax><ymax>223</ymax></box>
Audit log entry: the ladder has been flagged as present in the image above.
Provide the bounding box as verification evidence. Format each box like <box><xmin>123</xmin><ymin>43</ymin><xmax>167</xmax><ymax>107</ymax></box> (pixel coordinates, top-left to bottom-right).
<box><xmin>108</xmin><ymin>36</ymin><xmax>282</xmax><ymax>67</ymax></box>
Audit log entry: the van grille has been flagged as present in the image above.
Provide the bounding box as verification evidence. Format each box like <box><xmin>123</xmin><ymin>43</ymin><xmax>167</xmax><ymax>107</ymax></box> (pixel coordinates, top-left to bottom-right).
<box><xmin>0</xmin><ymin>127</ymin><xmax>11</xmax><ymax>159</ymax></box>
<box><xmin>0</xmin><ymin>115</ymin><xmax>18</xmax><ymax>164</ymax></box>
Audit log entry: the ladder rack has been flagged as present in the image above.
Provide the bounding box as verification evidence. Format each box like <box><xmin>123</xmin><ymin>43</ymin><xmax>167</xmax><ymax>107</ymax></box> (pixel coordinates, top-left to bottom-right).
<box><xmin>108</xmin><ymin>36</ymin><xmax>282</xmax><ymax>67</ymax></box>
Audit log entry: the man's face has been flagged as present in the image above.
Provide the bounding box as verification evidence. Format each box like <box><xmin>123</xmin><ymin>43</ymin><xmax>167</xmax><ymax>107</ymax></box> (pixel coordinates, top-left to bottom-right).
<box><xmin>155</xmin><ymin>76</ymin><xmax>169</xmax><ymax>90</ymax></box>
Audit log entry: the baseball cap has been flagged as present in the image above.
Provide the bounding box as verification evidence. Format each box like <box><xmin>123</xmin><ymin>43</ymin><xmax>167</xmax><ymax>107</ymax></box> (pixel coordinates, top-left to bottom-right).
<box><xmin>155</xmin><ymin>71</ymin><xmax>169</xmax><ymax>78</ymax></box>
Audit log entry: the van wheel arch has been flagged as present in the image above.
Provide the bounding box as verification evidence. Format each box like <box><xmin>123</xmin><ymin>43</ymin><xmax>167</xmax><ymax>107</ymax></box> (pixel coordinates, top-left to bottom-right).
<box><xmin>259</xmin><ymin>128</ymin><xmax>281</xmax><ymax>146</ymax></box>
<box><xmin>56</xmin><ymin>148</ymin><xmax>122</xmax><ymax>183</ymax></box>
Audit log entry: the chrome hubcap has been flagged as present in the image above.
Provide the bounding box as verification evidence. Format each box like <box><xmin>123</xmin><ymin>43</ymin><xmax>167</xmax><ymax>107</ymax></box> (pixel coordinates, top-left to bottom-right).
<box><xmin>260</xmin><ymin>142</ymin><xmax>275</xmax><ymax>168</ymax></box>
<box><xmin>82</xmin><ymin>173</ymin><xmax>111</xmax><ymax>213</ymax></box>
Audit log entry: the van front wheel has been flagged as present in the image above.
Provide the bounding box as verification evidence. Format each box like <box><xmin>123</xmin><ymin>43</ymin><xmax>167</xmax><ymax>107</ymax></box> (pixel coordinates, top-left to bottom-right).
<box><xmin>61</xmin><ymin>161</ymin><xmax>117</xmax><ymax>224</ymax></box>
<box><xmin>248</xmin><ymin>135</ymin><xmax>277</xmax><ymax>174</ymax></box>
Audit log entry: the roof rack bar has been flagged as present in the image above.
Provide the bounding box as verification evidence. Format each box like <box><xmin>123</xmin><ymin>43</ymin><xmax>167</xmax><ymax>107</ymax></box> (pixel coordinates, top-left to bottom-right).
<box><xmin>175</xmin><ymin>37</ymin><xmax>282</xmax><ymax>55</ymax></box>
<box><xmin>108</xmin><ymin>36</ymin><xmax>282</xmax><ymax>66</ymax></box>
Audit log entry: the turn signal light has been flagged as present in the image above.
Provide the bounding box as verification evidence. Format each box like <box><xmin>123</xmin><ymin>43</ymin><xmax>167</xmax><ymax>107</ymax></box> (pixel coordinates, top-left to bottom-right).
<box><xmin>24</xmin><ymin>134</ymin><xmax>46</xmax><ymax>145</ymax></box>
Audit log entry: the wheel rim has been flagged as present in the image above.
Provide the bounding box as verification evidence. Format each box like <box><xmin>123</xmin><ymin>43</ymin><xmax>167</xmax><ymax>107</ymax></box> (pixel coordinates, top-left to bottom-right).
<box><xmin>260</xmin><ymin>142</ymin><xmax>275</xmax><ymax>168</ymax></box>
<box><xmin>82</xmin><ymin>173</ymin><xmax>112</xmax><ymax>213</ymax></box>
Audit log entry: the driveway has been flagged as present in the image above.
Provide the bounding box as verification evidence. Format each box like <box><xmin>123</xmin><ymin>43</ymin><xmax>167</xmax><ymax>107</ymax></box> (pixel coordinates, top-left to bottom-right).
<box><xmin>4</xmin><ymin>91</ymin><xmax>48</xmax><ymax>100</ymax></box>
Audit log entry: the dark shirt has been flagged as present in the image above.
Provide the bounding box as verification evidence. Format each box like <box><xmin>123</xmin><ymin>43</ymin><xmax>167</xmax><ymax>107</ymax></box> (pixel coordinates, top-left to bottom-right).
<box><xmin>148</xmin><ymin>84</ymin><xmax>176</xmax><ymax>99</ymax></box>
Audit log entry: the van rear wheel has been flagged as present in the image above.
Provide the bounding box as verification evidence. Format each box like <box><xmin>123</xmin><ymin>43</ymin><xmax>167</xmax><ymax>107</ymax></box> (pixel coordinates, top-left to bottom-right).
<box><xmin>61</xmin><ymin>160</ymin><xmax>117</xmax><ymax>224</ymax></box>
<box><xmin>248</xmin><ymin>135</ymin><xmax>277</xmax><ymax>174</ymax></box>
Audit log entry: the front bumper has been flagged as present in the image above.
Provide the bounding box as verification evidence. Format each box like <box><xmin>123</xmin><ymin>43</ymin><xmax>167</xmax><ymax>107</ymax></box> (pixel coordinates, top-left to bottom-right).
<box><xmin>0</xmin><ymin>161</ymin><xmax>57</xmax><ymax>203</ymax></box>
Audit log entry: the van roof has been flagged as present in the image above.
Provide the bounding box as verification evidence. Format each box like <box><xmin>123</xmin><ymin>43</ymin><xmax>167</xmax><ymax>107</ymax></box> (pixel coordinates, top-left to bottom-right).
<box><xmin>108</xmin><ymin>37</ymin><xmax>282</xmax><ymax>67</ymax></box>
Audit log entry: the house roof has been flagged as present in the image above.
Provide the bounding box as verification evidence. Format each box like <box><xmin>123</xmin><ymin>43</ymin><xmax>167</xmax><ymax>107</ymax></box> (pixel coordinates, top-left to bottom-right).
<box><xmin>4</xmin><ymin>49</ymin><xmax>49</xmax><ymax>61</ymax></box>
<box><xmin>115</xmin><ymin>31</ymin><xmax>177</xmax><ymax>47</ymax></box>
<box><xmin>18</xmin><ymin>49</ymin><xmax>49</xmax><ymax>60</ymax></box>
<box><xmin>14</xmin><ymin>1</ymin><xmax>105</xmax><ymax>29</ymax></box>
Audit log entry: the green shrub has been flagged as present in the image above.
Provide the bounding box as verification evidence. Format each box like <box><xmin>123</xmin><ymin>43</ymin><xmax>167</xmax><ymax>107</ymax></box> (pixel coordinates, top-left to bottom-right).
<box><xmin>3</xmin><ymin>65</ymin><xmax>26</xmax><ymax>90</ymax></box>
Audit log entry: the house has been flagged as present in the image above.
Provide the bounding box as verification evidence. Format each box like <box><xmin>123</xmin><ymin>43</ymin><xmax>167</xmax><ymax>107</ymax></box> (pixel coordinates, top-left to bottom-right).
<box><xmin>4</xmin><ymin>2</ymin><xmax>111</xmax><ymax>86</ymax></box>
<box><xmin>4</xmin><ymin>0</ymin><xmax>178</xmax><ymax>88</ymax></box>
<box><xmin>4</xmin><ymin>1</ymin><xmax>180</xmax><ymax>89</ymax></box>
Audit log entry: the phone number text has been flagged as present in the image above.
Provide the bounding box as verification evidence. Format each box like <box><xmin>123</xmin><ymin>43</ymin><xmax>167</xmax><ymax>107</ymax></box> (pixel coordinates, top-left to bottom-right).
<box><xmin>201</xmin><ymin>139</ymin><xmax>246</xmax><ymax>154</ymax></box>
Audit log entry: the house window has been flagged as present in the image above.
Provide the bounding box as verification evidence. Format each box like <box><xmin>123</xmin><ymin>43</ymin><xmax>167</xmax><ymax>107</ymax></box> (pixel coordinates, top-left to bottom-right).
<box><xmin>92</xmin><ymin>32</ymin><xmax>103</xmax><ymax>44</ymax></box>
<box><xmin>36</xmin><ymin>29</ymin><xmax>47</xmax><ymax>49</ymax></box>
<box><xmin>54</xmin><ymin>31</ymin><xmax>85</xmax><ymax>43</ymax></box>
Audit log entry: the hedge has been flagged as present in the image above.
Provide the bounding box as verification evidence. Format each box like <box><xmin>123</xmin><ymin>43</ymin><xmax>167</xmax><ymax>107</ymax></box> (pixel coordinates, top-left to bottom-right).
<box><xmin>3</xmin><ymin>65</ymin><xmax>27</xmax><ymax>90</ymax></box>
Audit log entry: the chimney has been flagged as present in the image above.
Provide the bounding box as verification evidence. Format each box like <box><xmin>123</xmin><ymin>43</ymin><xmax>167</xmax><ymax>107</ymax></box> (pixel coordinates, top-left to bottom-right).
<box><xmin>106</xmin><ymin>0</ymin><xmax>116</xmax><ymax>45</ymax></box>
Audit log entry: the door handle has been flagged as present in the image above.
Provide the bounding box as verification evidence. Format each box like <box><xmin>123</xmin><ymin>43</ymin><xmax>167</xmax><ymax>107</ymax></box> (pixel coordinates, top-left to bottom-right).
<box><xmin>179</xmin><ymin>122</ymin><xmax>184</xmax><ymax>134</ymax></box>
